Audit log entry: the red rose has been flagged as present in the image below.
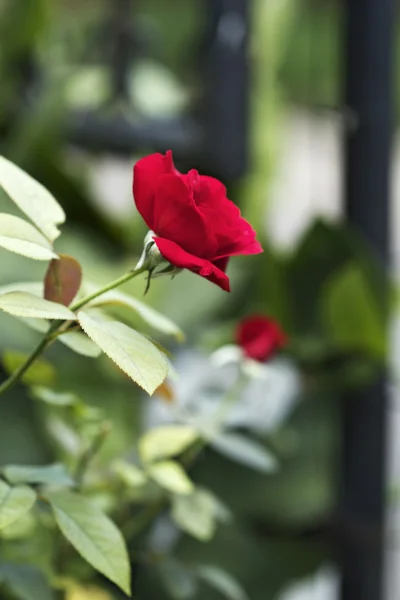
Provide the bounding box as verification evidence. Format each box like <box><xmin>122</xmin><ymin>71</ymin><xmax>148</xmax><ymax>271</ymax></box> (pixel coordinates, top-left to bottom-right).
<box><xmin>236</xmin><ymin>315</ymin><xmax>287</xmax><ymax>362</ymax></box>
<box><xmin>133</xmin><ymin>151</ymin><xmax>262</xmax><ymax>291</ymax></box>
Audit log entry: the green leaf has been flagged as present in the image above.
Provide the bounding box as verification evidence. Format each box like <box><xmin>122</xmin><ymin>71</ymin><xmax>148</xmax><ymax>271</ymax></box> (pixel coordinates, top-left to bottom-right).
<box><xmin>0</xmin><ymin>291</ymin><xmax>76</xmax><ymax>320</ymax></box>
<box><xmin>0</xmin><ymin>213</ymin><xmax>58</xmax><ymax>261</ymax></box>
<box><xmin>206</xmin><ymin>493</ymin><xmax>232</xmax><ymax>524</ymax></box>
<box><xmin>196</xmin><ymin>566</ymin><xmax>249</xmax><ymax>600</ymax></box>
<box><xmin>171</xmin><ymin>488</ymin><xmax>218</xmax><ymax>541</ymax></box>
<box><xmin>0</xmin><ymin>283</ymin><xmax>98</xmax><ymax>356</ymax></box>
<box><xmin>112</xmin><ymin>460</ymin><xmax>147</xmax><ymax>487</ymax></box>
<box><xmin>0</xmin><ymin>512</ymin><xmax>35</xmax><ymax>540</ymax></box>
<box><xmin>58</xmin><ymin>331</ymin><xmax>102</xmax><ymax>358</ymax></box>
<box><xmin>19</xmin><ymin>317</ymin><xmax>49</xmax><ymax>333</ymax></box>
<box><xmin>46</xmin><ymin>416</ymin><xmax>81</xmax><ymax>457</ymax></box>
<box><xmin>46</xmin><ymin>490</ymin><xmax>130</xmax><ymax>595</ymax></box>
<box><xmin>31</xmin><ymin>386</ymin><xmax>79</xmax><ymax>407</ymax></box>
<box><xmin>321</xmin><ymin>262</ymin><xmax>386</xmax><ymax>357</ymax></box>
<box><xmin>0</xmin><ymin>287</ymin><xmax>99</xmax><ymax>356</ymax></box>
<box><xmin>17</xmin><ymin>317</ymin><xmax>102</xmax><ymax>357</ymax></box>
<box><xmin>3</xmin><ymin>463</ymin><xmax>74</xmax><ymax>487</ymax></box>
<box><xmin>3</xmin><ymin>350</ymin><xmax>56</xmax><ymax>385</ymax></box>
<box><xmin>0</xmin><ymin>480</ymin><xmax>36</xmax><ymax>530</ymax></box>
<box><xmin>149</xmin><ymin>461</ymin><xmax>194</xmax><ymax>495</ymax></box>
<box><xmin>78</xmin><ymin>312</ymin><xmax>168</xmax><ymax>395</ymax></box>
<box><xmin>85</xmin><ymin>283</ymin><xmax>185</xmax><ymax>341</ymax></box>
<box><xmin>158</xmin><ymin>558</ymin><xmax>198</xmax><ymax>600</ymax></box>
<box><xmin>211</xmin><ymin>433</ymin><xmax>278</xmax><ymax>473</ymax></box>
<box><xmin>286</xmin><ymin>220</ymin><xmax>352</xmax><ymax>332</ymax></box>
<box><xmin>0</xmin><ymin>281</ymin><xmax>43</xmax><ymax>296</ymax></box>
<box><xmin>0</xmin><ymin>563</ymin><xmax>55</xmax><ymax>600</ymax></box>
<box><xmin>139</xmin><ymin>425</ymin><xmax>198</xmax><ymax>464</ymax></box>
<box><xmin>44</xmin><ymin>254</ymin><xmax>82</xmax><ymax>306</ymax></box>
<box><xmin>0</xmin><ymin>155</ymin><xmax>65</xmax><ymax>241</ymax></box>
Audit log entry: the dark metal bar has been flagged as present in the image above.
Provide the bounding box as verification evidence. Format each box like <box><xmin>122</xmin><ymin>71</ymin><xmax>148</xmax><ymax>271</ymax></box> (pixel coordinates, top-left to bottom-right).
<box><xmin>66</xmin><ymin>111</ymin><xmax>202</xmax><ymax>159</ymax></box>
<box><xmin>201</xmin><ymin>0</ymin><xmax>250</xmax><ymax>180</ymax></box>
<box><xmin>340</xmin><ymin>0</ymin><xmax>394</xmax><ymax>598</ymax></box>
<box><xmin>110</xmin><ymin>0</ymin><xmax>133</xmax><ymax>99</ymax></box>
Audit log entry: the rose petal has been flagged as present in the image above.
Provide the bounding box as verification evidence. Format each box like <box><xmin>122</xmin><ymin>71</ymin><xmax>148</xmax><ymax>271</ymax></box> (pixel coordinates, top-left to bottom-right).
<box><xmin>154</xmin><ymin>237</ymin><xmax>231</xmax><ymax>292</ymax></box>
<box><xmin>153</xmin><ymin>174</ymin><xmax>217</xmax><ymax>258</ymax></box>
<box><xmin>212</xmin><ymin>257</ymin><xmax>229</xmax><ymax>272</ymax></box>
<box><xmin>133</xmin><ymin>151</ymin><xmax>175</xmax><ymax>229</ymax></box>
<box><xmin>193</xmin><ymin>177</ymin><xmax>263</xmax><ymax>256</ymax></box>
<box><xmin>216</xmin><ymin>232</ymin><xmax>263</xmax><ymax>259</ymax></box>
<box><xmin>194</xmin><ymin>176</ymin><xmax>227</xmax><ymax>205</ymax></box>
<box><xmin>181</xmin><ymin>169</ymin><xmax>200</xmax><ymax>191</ymax></box>
<box><xmin>214</xmin><ymin>214</ymin><xmax>263</xmax><ymax>258</ymax></box>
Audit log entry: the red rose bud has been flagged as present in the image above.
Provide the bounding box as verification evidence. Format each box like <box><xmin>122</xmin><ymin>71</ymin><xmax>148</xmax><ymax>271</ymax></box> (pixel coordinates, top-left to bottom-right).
<box><xmin>133</xmin><ymin>151</ymin><xmax>263</xmax><ymax>291</ymax></box>
<box><xmin>236</xmin><ymin>315</ymin><xmax>287</xmax><ymax>362</ymax></box>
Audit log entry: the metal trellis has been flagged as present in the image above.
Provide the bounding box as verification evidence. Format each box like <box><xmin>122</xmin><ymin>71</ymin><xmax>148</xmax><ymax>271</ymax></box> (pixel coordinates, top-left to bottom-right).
<box><xmin>340</xmin><ymin>0</ymin><xmax>394</xmax><ymax>599</ymax></box>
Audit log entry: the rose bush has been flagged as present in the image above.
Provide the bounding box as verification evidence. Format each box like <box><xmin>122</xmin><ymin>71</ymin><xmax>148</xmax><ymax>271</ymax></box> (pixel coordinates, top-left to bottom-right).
<box><xmin>0</xmin><ymin>155</ymin><xmax>266</xmax><ymax>600</ymax></box>
<box><xmin>133</xmin><ymin>150</ymin><xmax>263</xmax><ymax>291</ymax></box>
<box><xmin>236</xmin><ymin>314</ymin><xmax>287</xmax><ymax>362</ymax></box>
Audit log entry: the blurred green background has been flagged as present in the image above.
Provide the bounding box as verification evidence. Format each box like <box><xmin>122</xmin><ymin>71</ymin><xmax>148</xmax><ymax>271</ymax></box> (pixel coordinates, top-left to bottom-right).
<box><xmin>0</xmin><ymin>0</ymin><xmax>389</xmax><ymax>599</ymax></box>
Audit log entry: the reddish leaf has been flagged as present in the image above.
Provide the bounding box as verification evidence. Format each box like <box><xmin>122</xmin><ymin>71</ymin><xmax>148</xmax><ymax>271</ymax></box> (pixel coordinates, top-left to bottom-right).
<box><xmin>44</xmin><ymin>254</ymin><xmax>82</xmax><ymax>306</ymax></box>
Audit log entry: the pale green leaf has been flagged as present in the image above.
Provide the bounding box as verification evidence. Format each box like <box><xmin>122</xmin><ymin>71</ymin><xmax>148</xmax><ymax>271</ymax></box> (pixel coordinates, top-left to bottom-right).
<box><xmin>205</xmin><ymin>492</ymin><xmax>232</xmax><ymax>524</ymax></box>
<box><xmin>0</xmin><ymin>480</ymin><xmax>36</xmax><ymax>530</ymax></box>
<box><xmin>19</xmin><ymin>317</ymin><xmax>48</xmax><ymax>333</ymax></box>
<box><xmin>0</xmin><ymin>281</ymin><xmax>43</xmax><ymax>296</ymax></box>
<box><xmin>4</xmin><ymin>463</ymin><xmax>74</xmax><ymax>487</ymax></box>
<box><xmin>196</xmin><ymin>566</ymin><xmax>249</xmax><ymax>600</ymax></box>
<box><xmin>85</xmin><ymin>282</ymin><xmax>184</xmax><ymax>341</ymax></box>
<box><xmin>0</xmin><ymin>292</ymin><xmax>76</xmax><ymax>320</ymax></box>
<box><xmin>31</xmin><ymin>386</ymin><xmax>79</xmax><ymax>407</ymax></box>
<box><xmin>0</xmin><ymin>156</ymin><xmax>65</xmax><ymax>241</ymax></box>
<box><xmin>0</xmin><ymin>284</ymin><xmax>48</xmax><ymax>333</ymax></box>
<box><xmin>0</xmin><ymin>512</ymin><xmax>35</xmax><ymax>540</ymax></box>
<box><xmin>139</xmin><ymin>425</ymin><xmax>198</xmax><ymax>464</ymax></box>
<box><xmin>46</xmin><ymin>416</ymin><xmax>81</xmax><ymax>457</ymax></box>
<box><xmin>0</xmin><ymin>213</ymin><xmax>58</xmax><ymax>260</ymax></box>
<box><xmin>0</xmin><ymin>563</ymin><xmax>55</xmax><ymax>600</ymax></box>
<box><xmin>112</xmin><ymin>460</ymin><xmax>147</xmax><ymax>487</ymax></box>
<box><xmin>59</xmin><ymin>331</ymin><xmax>102</xmax><ymax>357</ymax></box>
<box><xmin>171</xmin><ymin>488</ymin><xmax>217</xmax><ymax>541</ymax></box>
<box><xmin>149</xmin><ymin>461</ymin><xmax>194</xmax><ymax>495</ymax></box>
<box><xmin>211</xmin><ymin>433</ymin><xmax>278</xmax><ymax>473</ymax></box>
<box><xmin>78</xmin><ymin>312</ymin><xmax>168</xmax><ymax>395</ymax></box>
<box><xmin>18</xmin><ymin>317</ymin><xmax>101</xmax><ymax>357</ymax></box>
<box><xmin>46</xmin><ymin>490</ymin><xmax>131</xmax><ymax>595</ymax></box>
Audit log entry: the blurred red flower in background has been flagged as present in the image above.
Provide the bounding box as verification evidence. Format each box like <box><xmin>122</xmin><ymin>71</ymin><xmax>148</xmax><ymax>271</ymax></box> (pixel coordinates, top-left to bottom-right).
<box><xmin>236</xmin><ymin>315</ymin><xmax>287</xmax><ymax>362</ymax></box>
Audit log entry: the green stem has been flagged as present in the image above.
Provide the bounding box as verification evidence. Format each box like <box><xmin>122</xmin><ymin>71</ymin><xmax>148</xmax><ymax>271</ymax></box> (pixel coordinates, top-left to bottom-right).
<box><xmin>0</xmin><ymin>265</ymin><xmax>147</xmax><ymax>398</ymax></box>
<box><xmin>70</xmin><ymin>266</ymin><xmax>147</xmax><ymax>312</ymax></box>
<box><xmin>124</xmin><ymin>502</ymin><xmax>164</xmax><ymax>539</ymax></box>
<box><xmin>0</xmin><ymin>334</ymin><xmax>51</xmax><ymax>396</ymax></box>
<box><xmin>74</xmin><ymin>423</ymin><xmax>111</xmax><ymax>487</ymax></box>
